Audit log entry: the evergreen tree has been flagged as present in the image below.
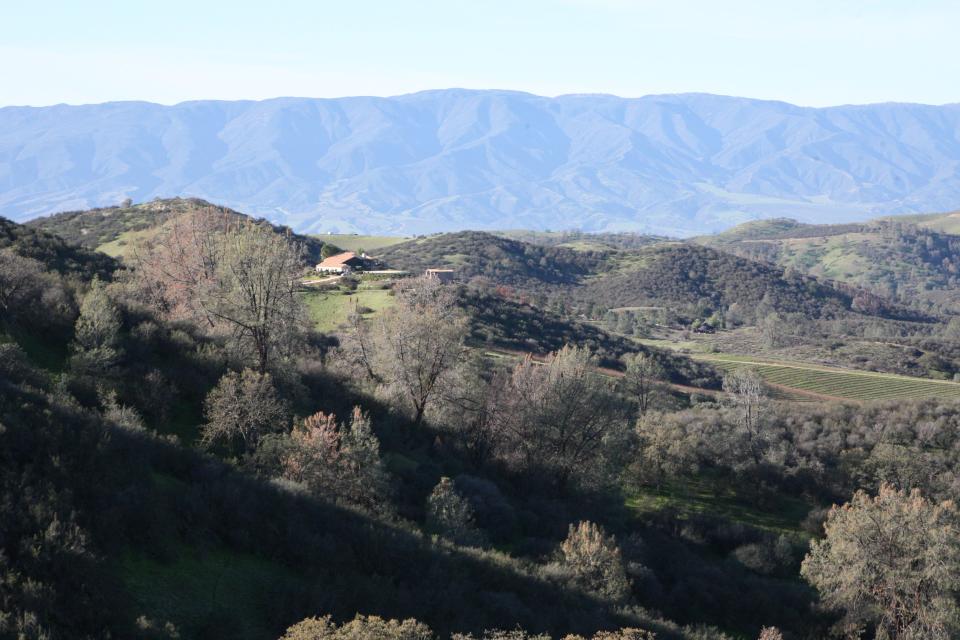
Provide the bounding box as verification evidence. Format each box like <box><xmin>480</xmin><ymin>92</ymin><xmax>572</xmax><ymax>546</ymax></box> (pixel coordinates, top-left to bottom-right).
<box><xmin>426</xmin><ymin>477</ymin><xmax>484</xmax><ymax>547</ymax></box>
<box><xmin>70</xmin><ymin>278</ymin><xmax>123</xmax><ymax>376</ymax></box>
<box><xmin>801</xmin><ymin>484</ymin><xmax>960</xmax><ymax>639</ymax></box>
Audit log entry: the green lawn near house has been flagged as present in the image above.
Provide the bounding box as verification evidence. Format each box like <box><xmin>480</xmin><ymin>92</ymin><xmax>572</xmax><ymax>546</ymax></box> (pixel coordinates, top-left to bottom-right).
<box><xmin>302</xmin><ymin>288</ymin><xmax>395</xmax><ymax>333</ymax></box>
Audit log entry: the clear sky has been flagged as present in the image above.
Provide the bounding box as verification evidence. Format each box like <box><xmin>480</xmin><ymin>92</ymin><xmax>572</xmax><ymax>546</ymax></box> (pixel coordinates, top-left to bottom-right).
<box><xmin>3</xmin><ymin>0</ymin><xmax>958</xmax><ymax>108</ymax></box>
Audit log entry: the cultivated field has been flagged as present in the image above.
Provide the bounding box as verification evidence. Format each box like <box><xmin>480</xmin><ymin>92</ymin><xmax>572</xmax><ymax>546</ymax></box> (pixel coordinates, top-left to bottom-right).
<box><xmin>700</xmin><ymin>354</ymin><xmax>960</xmax><ymax>403</ymax></box>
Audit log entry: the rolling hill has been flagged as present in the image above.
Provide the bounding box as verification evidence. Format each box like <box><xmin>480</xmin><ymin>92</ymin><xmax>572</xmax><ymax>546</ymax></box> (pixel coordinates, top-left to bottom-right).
<box><xmin>698</xmin><ymin>215</ymin><xmax>960</xmax><ymax>313</ymax></box>
<box><xmin>4</xmin><ymin>91</ymin><xmax>960</xmax><ymax>235</ymax></box>
<box><xmin>377</xmin><ymin>229</ymin><xmax>924</xmax><ymax>328</ymax></box>
<box><xmin>26</xmin><ymin>197</ymin><xmax>336</xmax><ymax>263</ymax></box>
<box><xmin>577</xmin><ymin>243</ymin><xmax>888</xmax><ymax>320</ymax></box>
<box><xmin>376</xmin><ymin>230</ymin><xmax>611</xmax><ymax>287</ymax></box>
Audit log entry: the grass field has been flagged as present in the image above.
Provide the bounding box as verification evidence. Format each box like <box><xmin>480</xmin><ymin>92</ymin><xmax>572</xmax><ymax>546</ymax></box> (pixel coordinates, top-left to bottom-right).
<box><xmin>97</xmin><ymin>226</ymin><xmax>163</xmax><ymax>258</ymax></box>
<box><xmin>699</xmin><ymin>354</ymin><xmax>960</xmax><ymax>403</ymax></box>
<box><xmin>633</xmin><ymin>336</ymin><xmax>960</xmax><ymax>403</ymax></box>
<box><xmin>885</xmin><ymin>211</ymin><xmax>960</xmax><ymax>234</ymax></box>
<box><xmin>302</xmin><ymin>288</ymin><xmax>395</xmax><ymax>333</ymax></box>
<box><xmin>313</xmin><ymin>233</ymin><xmax>408</xmax><ymax>253</ymax></box>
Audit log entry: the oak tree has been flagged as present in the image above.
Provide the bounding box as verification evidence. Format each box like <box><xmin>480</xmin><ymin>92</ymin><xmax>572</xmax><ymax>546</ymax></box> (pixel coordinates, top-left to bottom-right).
<box><xmin>801</xmin><ymin>484</ymin><xmax>960</xmax><ymax>639</ymax></box>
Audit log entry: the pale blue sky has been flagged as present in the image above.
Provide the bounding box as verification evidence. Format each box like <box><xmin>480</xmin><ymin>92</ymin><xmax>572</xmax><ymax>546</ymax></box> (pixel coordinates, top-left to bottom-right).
<box><xmin>3</xmin><ymin>0</ymin><xmax>958</xmax><ymax>107</ymax></box>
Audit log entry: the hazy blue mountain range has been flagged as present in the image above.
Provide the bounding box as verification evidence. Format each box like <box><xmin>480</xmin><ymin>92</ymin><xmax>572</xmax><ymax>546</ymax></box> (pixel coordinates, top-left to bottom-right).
<box><xmin>3</xmin><ymin>90</ymin><xmax>960</xmax><ymax>235</ymax></box>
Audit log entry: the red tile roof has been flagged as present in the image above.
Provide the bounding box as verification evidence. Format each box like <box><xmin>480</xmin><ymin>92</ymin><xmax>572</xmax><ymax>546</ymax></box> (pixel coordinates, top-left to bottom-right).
<box><xmin>318</xmin><ymin>252</ymin><xmax>361</xmax><ymax>268</ymax></box>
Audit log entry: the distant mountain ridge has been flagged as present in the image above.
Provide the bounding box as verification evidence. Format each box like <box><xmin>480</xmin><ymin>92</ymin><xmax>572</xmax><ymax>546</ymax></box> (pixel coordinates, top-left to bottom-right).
<box><xmin>4</xmin><ymin>90</ymin><xmax>960</xmax><ymax>235</ymax></box>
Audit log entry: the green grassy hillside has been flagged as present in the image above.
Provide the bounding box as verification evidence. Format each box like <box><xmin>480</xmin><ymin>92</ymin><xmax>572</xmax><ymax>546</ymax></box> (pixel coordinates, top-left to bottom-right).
<box><xmin>882</xmin><ymin>210</ymin><xmax>960</xmax><ymax>234</ymax></box>
<box><xmin>312</xmin><ymin>233</ymin><xmax>409</xmax><ymax>253</ymax></box>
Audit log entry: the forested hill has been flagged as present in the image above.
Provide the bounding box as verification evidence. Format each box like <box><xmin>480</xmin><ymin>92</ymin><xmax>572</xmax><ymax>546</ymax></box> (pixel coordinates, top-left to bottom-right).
<box><xmin>581</xmin><ymin>243</ymin><xmax>868</xmax><ymax>320</ymax></box>
<box><xmin>22</xmin><ymin>196</ymin><xmax>928</xmax><ymax>326</ymax></box>
<box><xmin>697</xmin><ymin>216</ymin><xmax>960</xmax><ymax>314</ymax></box>
<box><xmin>494</xmin><ymin>230</ymin><xmax>669</xmax><ymax>252</ymax></box>
<box><xmin>0</xmin><ymin>199</ymin><xmax>777</xmax><ymax>640</ymax></box>
<box><xmin>379</xmin><ymin>231</ymin><xmax>922</xmax><ymax>324</ymax></box>
<box><xmin>376</xmin><ymin>231</ymin><xmax>611</xmax><ymax>286</ymax></box>
<box><xmin>7</xmin><ymin>195</ymin><xmax>960</xmax><ymax>639</ymax></box>
<box><xmin>26</xmin><ymin>197</ymin><xmax>336</xmax><ymax>263</ymax></box>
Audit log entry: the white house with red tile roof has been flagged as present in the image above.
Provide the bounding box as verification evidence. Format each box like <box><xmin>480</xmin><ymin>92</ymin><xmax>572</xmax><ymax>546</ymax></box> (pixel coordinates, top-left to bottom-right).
<box><xmin>316</xmin><ymin>251</ymin><xmax>365</xmax><ymax>274</ymax></box>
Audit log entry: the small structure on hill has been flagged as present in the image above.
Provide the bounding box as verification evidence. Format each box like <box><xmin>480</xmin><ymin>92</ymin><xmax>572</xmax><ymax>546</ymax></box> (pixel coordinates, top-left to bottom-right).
<box><xmin>425</xmin><ymin>268</ymin><xmax>455</xmax><ymax>284</ymax></box>
<box><xmin>316</xmin><ymin>251</ymin><xmax>366</xmax><ymax>274</ymax></box>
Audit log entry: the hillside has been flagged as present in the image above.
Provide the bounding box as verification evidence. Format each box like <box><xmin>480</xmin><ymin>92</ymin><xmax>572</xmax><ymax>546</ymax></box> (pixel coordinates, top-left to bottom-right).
<box><xmin>883</xmin><ymin>210</ymin><xmax>960</xmax><ymax>234</ymax></box>
<box><xmin>377</xmin><ymin>229</ymin><xmax>926</xmax><ymax>328</ymax></box>
<box><xmin>459</xmin><ymin>289</ymin><xmax>720</xmax><ymax>388</ymax></box>
<box><xmin>2</xmin><ymin>208</ymin><xmax>817</xmax><ymax>640</ymax></box>
<box><xmin>495</xmin><ymin>230</ymin><xmax>669</xmax><ymax>252</ymax></box>
<box><xmin>0</xmin><ymin>216</ymin><xmax>117</xmax><ymax>279</ymax></box>
<box><xmin>6</xmin><ymin>92</ymin><xmax>960</xmax><ymax>235</ymax></box>
<box><xmin>27</xmin><ymin>198</ymin><xmax>334</xmax><ymax>263</ymax></box>
<box><xmin>578</xmin><ymin>243</ymin><xmax>919</xmax><ymax>322</ymax></box>
<box><xmin>2</xmin><ymin>353</ymin><xmax>677</xmax><ymax>639</ymax></box>
<box><xmin>699</xmin><ymin>216</ymin><xmax>960</xmax><ymax>313</ymax></box>
<box><xmin>9</xmin><ymin>195</ymin><xmax>960</xmax><ymax>639</ymax></box>
<box><xmin>377</xmin><ymin>230</ymin><xmax>611</xmax><ymax>287</ymax></box>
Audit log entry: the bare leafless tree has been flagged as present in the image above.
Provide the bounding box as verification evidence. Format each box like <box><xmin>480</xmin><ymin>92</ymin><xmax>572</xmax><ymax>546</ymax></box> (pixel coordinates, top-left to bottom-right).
<box><xmin>134</xmin><ymin>211</ymin><xmax>305</xmax><ymax>372</ymax></box>
<box><xmin>201</xmin><ymin>368</ymin><xmax>289</xmax><ymax>454</ymax></box>
<box><xmin>133</xmin><ymin>209</ymin><xmax>228</xmax><ymax>326</ymax></box>
<box><xmin>346</xmin><ymin>277</ymin><xmax>468</xmax><ymax>426</ymax></box>
<box><xmin>722</xmin><ymin>368</ymin><xmax>768</xmax><ymax>466</ymax></box>
<box><xmin>209</xmin><ymin>224</ymin><xmax>305</xmax><ymax>372</ymax></box>
<box><xmin>490</xmin><ymin>346</ymin><xmax>627</xmax><ymax>492</ymax></box>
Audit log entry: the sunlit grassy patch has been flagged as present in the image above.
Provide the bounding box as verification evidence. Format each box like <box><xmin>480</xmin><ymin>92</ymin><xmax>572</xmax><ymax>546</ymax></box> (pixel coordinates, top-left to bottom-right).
<box><xmin>302</xmin><ymin>288</ymin><xmax>395</xmax><ymax>333</ymax></box>
<box><xmin>627</xmin><ymin>477</ymin><xmax>813</xmax><ymax>536</ymax></box>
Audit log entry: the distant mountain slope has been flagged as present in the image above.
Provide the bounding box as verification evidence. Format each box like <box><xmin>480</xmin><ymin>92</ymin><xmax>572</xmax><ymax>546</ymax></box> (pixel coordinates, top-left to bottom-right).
<box><xmin>699</xmin><ymin>216</ymin><xmax>960</xmax><ymax>313</ymax></box>
<box><xmin>4</xmin><ymin>91</ymin><xmax>960</xmax><ymax>235</ymax></box>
